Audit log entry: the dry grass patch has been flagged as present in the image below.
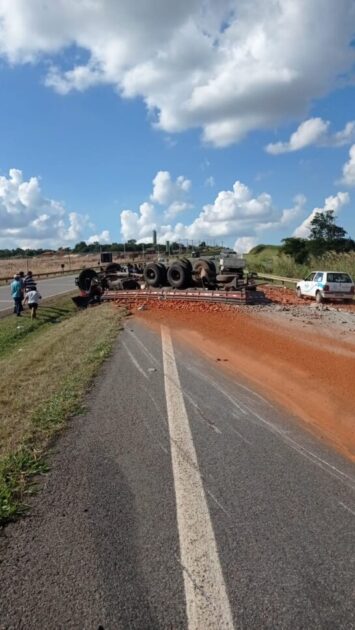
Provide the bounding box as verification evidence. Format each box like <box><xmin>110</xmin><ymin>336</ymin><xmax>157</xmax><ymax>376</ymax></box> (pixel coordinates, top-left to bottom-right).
<box><xmin>0</xmin><ymin>300</ymin><xmax>125</xmax><ymax>523</ymax></box>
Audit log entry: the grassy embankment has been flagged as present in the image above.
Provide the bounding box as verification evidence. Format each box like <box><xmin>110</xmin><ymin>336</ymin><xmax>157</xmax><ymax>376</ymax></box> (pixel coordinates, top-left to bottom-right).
<box><xmin>246</xmin><ymin>245</ymin><xmax>355</xmax><ymax>281</ymax></box>
<box><xmin>0</xmin><ymin>294</ymin><xmax>124</xmax><ymax>524</ymax></box>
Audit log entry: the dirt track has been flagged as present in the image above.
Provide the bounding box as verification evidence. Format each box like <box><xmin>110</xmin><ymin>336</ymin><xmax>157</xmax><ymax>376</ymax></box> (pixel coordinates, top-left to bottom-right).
<box><xmin>134</xmin><ymin>299</ymin><xmax>355</xmax><ymax>462</ymax></box>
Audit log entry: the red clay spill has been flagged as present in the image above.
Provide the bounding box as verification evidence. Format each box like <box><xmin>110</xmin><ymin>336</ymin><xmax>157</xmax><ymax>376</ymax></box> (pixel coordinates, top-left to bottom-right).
<box><xmin>263</xmin><ymin>284</ymin><xmax>355</xmax><ymax>311</ymax></box>
<box><xmin>131</xmin><ymin>303</ymin><xmax>355</xmax><ymax>462</ymax></box>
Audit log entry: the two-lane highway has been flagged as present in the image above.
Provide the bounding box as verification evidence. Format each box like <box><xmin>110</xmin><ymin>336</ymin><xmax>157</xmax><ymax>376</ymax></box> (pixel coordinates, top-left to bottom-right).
<box><xmin>0</xmin><ymin>319</ymin><xmax>354</xmax><ymax>628</ymax></box>
<box><xmin>0</xmin><ymin>274</ymin><xmax>77</xmax><ymax>312</ymax></box>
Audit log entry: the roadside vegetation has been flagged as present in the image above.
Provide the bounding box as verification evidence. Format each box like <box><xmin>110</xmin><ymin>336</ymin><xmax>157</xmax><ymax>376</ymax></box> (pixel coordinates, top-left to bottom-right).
<box><xmin>0</xmin><ymin>295</ymin><xmax>124</xmax><ymax>524</ymax></box>
<box><xmin>246</xmin><ymin>211</ymin><xmax>355</xmax><ymax>280</ymax></box>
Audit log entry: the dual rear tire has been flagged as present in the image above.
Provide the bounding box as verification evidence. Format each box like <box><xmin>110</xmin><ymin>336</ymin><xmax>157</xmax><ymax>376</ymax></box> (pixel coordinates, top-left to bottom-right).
<box><xmin>143</xmin><ymin>263</ymin><xmax>167</xmax><ymax>287</ymax></box>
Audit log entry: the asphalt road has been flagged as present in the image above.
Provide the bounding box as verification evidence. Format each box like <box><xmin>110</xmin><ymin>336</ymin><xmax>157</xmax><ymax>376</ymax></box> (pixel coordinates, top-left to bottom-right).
<box><xmin>1</xmin><ymin>319</ymin><xmax>354</xmax><ymax>629</ymax></box>
<box><xmin>0</xmin><ymin>274</ymin><xmax>77</xmax><ymax>312</ymax></box>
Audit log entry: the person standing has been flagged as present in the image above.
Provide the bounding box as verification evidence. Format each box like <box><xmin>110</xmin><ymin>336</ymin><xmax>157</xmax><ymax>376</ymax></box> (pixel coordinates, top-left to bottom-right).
<box><xmin>18</xmin><ymin>271</ymin><xmax>25</xmax><ymax>312</ymax></box>
<box><xmin>24</xmin><ymin>288</ymin><xmax>42</xmax><ymax>319</ymax></box>
<box><xmin>10</xmin><ymin>274</ymin><xmax>22</xmax><ymax>316</ymax></box>
<box><xmin>24</xmin><ymin>270</ymin><xmax>36</xmax><ymax>293</ymax></box>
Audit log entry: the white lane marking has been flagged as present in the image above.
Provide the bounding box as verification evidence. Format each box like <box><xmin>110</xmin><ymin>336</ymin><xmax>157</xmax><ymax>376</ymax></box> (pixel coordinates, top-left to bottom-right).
<box><xmin>121</xmin><ymin>340</ymin><xmax>148</xmax><ymax>380</ymax></box>
<box><xmin>339</xmin><ymin>501</ymin><xmax>355</xmax><ymax>516</ymax></box>
<box><xmin>161</xmin><ymin>325</ymin><xmax>234</xmax><ymax>630</ymax></box>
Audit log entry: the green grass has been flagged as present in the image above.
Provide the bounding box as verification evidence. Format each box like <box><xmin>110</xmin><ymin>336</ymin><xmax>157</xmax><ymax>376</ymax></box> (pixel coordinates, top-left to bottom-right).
<box><xmin>0</xmin><ymin>299</ymin><xmax>125</xmax><ymax>525</ymax></box>
<box><xmin>0</xmin><ymin>293</ymin><xmax>78</xmax><ymax>359</ymax></box>
<box><xmin>246</xmin><ymin>245</ymin><xmax>355</xmax><ymax>281</ymax></box>
<box><xmin>245</xmin><ymin>244</ymin><xmax>282</xmax><ymax>274</ymax></box>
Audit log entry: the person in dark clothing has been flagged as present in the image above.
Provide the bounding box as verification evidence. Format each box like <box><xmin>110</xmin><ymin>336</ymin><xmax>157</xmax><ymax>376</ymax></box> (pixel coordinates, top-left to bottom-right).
<box><xmin>18</xmin><ymin>271</ymin><xmax>25</xmax><ymax>312</ymax></box>
<box><xmin>24</xmin><ymin>271</ymin><xmax>37</xmax><ymax>293</ymax></box>
<box><xmin>87</xmin><ymin>278</ymin><xmax>103</xmax><ymax>305</ymax></box>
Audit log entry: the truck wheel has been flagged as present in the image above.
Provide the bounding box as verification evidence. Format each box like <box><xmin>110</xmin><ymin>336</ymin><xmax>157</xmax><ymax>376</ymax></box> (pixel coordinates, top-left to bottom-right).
<box><xmin>179</xmin><ymin>257</ymin><xmax>193</xmax><ymax>271</ymax></box>
<box><xmin>167</xmin><ymin>262</ymin><xmax>191</xmax><ymax>289</ymax></box>
<box><xmin>296</xmin><ymin>287</ymin><xmax>302</xmax><ymax>298</ymax></box>
<box><xmin>156</xmin><ymin>262</ymin><xmax>167</xmax><ymax>285</ymax></box>
<box><xmin>193</xmin><ymin>259</ymin><xmax>215</xmax><ymax>277</ymax></box>
<box><xmin>77</xmin><ymin>268</ymin><xmax>99</xmax><ymax>292</ymax></box>
<box><xmin>315</xmin><ymin>291</ymin><xmax>323</xmax><ymax>304</ymax></box>
<box><xmin>144</xmin><ymin>263</ymin><xmax>165</xmax><ymax>287</ymax></box>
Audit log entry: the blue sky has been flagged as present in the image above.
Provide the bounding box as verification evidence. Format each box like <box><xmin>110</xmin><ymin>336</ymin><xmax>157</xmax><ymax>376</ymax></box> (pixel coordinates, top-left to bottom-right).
<box><xmin>0</xmin><ymin>1</ymin><xmax>354</xmax><ymax>252</ymax></box>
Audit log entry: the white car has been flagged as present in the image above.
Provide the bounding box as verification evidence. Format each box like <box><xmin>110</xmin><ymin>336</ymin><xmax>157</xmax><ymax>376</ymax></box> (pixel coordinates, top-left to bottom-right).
<box><xmin>296</xmin><ymin>271</ymin><xmax>355</xmax><ymax>303</ymax></box>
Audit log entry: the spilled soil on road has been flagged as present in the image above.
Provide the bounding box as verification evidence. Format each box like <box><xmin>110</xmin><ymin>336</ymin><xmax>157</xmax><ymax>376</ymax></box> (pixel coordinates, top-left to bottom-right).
<box><xmin>136</xmin><ymin>304</ymin><xmax>355</xmax><ymax>462</ymax></box>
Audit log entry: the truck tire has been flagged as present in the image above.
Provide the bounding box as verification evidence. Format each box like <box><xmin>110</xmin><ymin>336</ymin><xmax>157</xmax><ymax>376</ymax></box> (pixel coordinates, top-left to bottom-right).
<box><xmin>296</xmin><ymin>287</ymin><xmax>302</xmax><ymax>298</ymax></box>
<box><xmin>77</xmin><ymin>268</ymin><xmax>99</xmax><ymax>292</ymax></box>
<box><xmin>144</xmin><ymin>263</ymin><xmax>165</xmax><ymax>287</ymax></box>
<box><xmin>179</xmin><ymin>257</ymin><xmax>193</xmax><ymax>271</ymax></box>
<box><xmin>156</xmin><ymin>262</ymin><xmax>167</xmax><ymax>285</ymax></box>
<box><xmin>193</xmin><ymin>259</ymin><xmax>215</xmax><ymax>278</ymax></box>
<box><xmin>167</xmin><ymin>262</ymin><xmax>191</xmax><ymax>289</ymax></box>
<box><xmin>315</xmin><ymin>290</ymin><xmax>323</xmax><ymax>304</ymax></box>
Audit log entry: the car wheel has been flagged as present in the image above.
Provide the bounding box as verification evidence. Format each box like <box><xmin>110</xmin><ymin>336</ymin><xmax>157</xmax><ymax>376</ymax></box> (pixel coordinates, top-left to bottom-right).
<box><xmin>315</xmin><ymin>291</ymin><xmax>323</xmax><ymax>304</ymax></box>
<box><xmin>296</xmin><ymin>287</ymin><xmax>302</xmax><ymax>298</ymax></box>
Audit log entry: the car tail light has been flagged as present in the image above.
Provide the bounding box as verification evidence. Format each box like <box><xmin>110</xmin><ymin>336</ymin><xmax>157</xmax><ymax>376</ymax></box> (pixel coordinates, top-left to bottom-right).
<box><xmin>323</xmin><ymin>284</ymin><xmax>329</xmax><ymax>292</ymax></box>
<box><xmin>351</xmin><ymin>286</ymin><xmax>355</xmax><ymax>294</ymax></box>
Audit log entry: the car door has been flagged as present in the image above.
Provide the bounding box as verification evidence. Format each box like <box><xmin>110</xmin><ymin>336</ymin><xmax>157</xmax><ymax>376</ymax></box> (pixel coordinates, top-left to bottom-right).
<box><xmin>301</xmin><ymin>272</ymin><xmax>316</xmax><ymax>296</ymax></box>
<box><xmin>312</xmin><ymin>272</ymin><xmax>324</xmax><ymax>297</ymax></box>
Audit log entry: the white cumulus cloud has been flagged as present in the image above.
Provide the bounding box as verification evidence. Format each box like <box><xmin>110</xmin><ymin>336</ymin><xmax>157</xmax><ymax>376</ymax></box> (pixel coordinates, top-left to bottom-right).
<box><xmin>87</xmin><ymin>229</ymin><xmax>111</xmax><ymax>244</ymax></box>
<box><xmin>293</xmin><ymin>192</ymin><xmax>350</xmax><ymax>238</ymax></box>
<box><xmin>234</xmin><ymin>236</ymin><xmax>258</xmax><ymax>254</ymax></box>
<box><xmin>120</xmin><ymin>174</ymin><xmax>307</xmax><ymax>248</ymax></box>
<box><xmin>151</xmin><ymin>171</ymin><xmax>191</xmax><ymax>205</ymax></box>
<box><xmin>0</xmin><ymin>167</ymin><xmax>102</xmax><ymax>248</ymax></box>
<box><xmin>341</xmin><ymin>144</ymin><xmax>355</xmax><ymax>186</ymax></box>
<box><xmin>0</xmin><ymin>1</ymin><xmax>354</xmax><ymax>146</ymax></box>
<box><xmin>121</xmin><ymin>201</ymin><xmax>158</xmax><ymax>242</ymax></box>
<box><xmin>266</xmin><ymin>118</ymin><xmax>355</xmax><ymax>154</ymax></box>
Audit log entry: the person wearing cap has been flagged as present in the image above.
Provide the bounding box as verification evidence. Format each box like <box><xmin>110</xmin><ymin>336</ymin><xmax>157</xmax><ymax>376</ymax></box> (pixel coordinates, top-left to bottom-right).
<box><xmin>10</xmin><ymin>274</ymin><xmax>23</xmax><ymax>316</ymax></box>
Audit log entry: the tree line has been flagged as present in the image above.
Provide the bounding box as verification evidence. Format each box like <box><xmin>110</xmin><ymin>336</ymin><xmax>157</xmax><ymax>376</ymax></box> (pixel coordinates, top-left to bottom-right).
<box><xmin>280</xmin><ymin>210</ymin><xmax>355</xmax><ymax>263</ymax></box>
<box><xmin>1</xmin><ymin>212</ymin><xmax>353</xmax><ymax>260</ymax></box>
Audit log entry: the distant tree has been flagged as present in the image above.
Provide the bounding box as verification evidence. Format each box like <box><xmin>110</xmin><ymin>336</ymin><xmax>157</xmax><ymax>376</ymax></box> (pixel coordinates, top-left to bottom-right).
<box><xmin>280</xmin><ymin>237</ymin><xmax>309</xmax><ymax>264</ymax></box>
<box><xmin>73</xmin><ymin>241</ymin><xmax>88</xmax><ymax>253</ymax></box>
<box><xmin>308</xmin><ymin>210</ymin><xmax>355</xmax><ymax>256</ymax></box>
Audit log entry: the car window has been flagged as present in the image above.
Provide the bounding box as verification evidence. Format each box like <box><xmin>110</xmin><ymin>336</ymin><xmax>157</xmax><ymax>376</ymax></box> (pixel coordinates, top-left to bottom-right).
<box><xmin>305</xmin><ymin>273</ymin><xmax>316</xmax><ymax>281</ymax></box>
<box><xmin>326</xmin><ymin>272</ymin><xmax>352</xmax><ymax>283</ymax></box>
<box><xmin>314</xmin><ymin>272</ymin><xmax>324</xmax><ymax>282</ymax></box>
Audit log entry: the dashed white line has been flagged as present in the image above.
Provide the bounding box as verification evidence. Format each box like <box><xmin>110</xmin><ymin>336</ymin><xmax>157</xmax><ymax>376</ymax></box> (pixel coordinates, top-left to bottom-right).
<box><xmin>161</xmin><ymin>325</ymin><xmax>234</xmax><ymax>630</ymax></box>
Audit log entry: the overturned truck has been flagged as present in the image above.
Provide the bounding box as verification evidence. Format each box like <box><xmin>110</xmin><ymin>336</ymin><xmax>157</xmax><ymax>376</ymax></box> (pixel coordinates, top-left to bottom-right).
<box><xmin>75</xmin><ymin>253</ymin><xmax>257</xmax><ymax>297</ymax></box>
<box><xmin>142</xmin><ymin>253</ymin><xmax>253</xmax><ymax>290</ymax></box>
